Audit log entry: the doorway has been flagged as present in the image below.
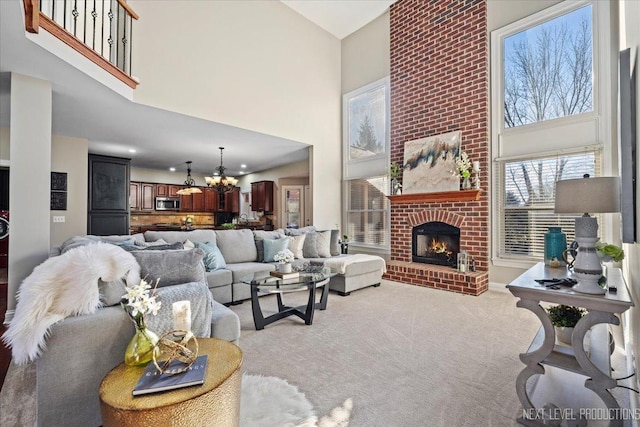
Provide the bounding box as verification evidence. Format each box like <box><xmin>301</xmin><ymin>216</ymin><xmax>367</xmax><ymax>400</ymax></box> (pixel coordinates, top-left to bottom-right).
<box><xmin>281</xmin><ymin>185</ymin><xmax>305</xmax><ymax>229</ymax></box>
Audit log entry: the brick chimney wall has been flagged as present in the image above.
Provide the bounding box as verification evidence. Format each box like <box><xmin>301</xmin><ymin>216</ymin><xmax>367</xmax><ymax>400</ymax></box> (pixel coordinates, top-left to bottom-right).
<box><xmin>385</xmin><ymin>0</ymin><xmax>489</xmax><ymax>295</ymax></box>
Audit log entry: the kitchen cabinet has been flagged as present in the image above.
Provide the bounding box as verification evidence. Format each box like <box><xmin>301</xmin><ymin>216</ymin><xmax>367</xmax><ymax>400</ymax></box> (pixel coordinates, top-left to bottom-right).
<box><xmin>130</xmin><ymin>181</ymin><xmax>155</xmax><ymax>212</ymax></box>
<box><xmin>180</xmin><ymin>188</ymin><xmax>206</xmax><ymax>212</ymax></box>
<box><xmin>88</xmin><ymin>154</ymin><xmax>130</xmax><ymax>235</ymax></box>
<box><xmin>180</xmin><ymin>193</ymin><xmax>193</xmax><ymax>211</ymax></box>
<box><xmin>156</xmin><ymin>184</ymin><xmax>181</xmax><ymax>197</ymax></box>
<box><xmin>204</xmin><ymin>188</ymin><xmax>219</xmax><ymax>212</ymax></box>
<box><xmin>251</xmin><ymin>180</ymin><xmax>274</xmax><ymax>213</ymax></box>
<box><xmin>192</xmin><ymin>190</ymin><xmax>205</xmax><ymax>211</ymax></box>
<box><xmin>224</xmin><ymin>187</ymin><xmax>240</xmax><ymax>213</ymax></box>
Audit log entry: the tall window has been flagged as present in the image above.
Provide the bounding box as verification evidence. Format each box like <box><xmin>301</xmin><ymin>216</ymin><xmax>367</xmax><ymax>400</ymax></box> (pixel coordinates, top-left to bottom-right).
<box><xmin>345</xmin><ymin>177</ymin><xmax>389</xmax><ymax>246</ymax></box>
<box><xmin>343</xmin><ymin>78</ymin><xmax>390</xmax><ymax>250</ymax></box>
<box><xmin>491</xmin><ymin>1</ymin><xmax>612</xmax><ymax>267</ymax></box>
<box><xmin>499</xmin><ymin>151</ymin><xmax>599</xmax><ymax>260</ymax></box>
<box><xmin>503</xmin><ymin>5</ymin><xmax>593</xmax><ymax>128</ymax></box>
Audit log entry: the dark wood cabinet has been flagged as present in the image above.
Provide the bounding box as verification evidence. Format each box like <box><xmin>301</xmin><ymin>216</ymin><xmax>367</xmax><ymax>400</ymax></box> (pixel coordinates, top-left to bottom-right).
<box><xmin>156</xmin><ymin>184</ymin><xmax>168</xmax><ymax>197</ymax></box>
<box><xmin>192</xmin><ymin>190</ymin><xmax>205</xmax><ymax>211</ymax></box>
<box><xmin>141</xmin><ymin>183</ymin><xmax>155</xmax><ymax>211</ymax></box>
<box><xmin>168</xmin><ymin>185</ymin><xmax>180</xmax><ymax>197</ymax></box>
<box><xmin>251</xmin><ymin>181</ymin><xmax>274</xmax><ymax>213</ymax></box>
<box><xmin>204</xmin><ymin>188</ymin><xmax>219</xmax><ymax>212</ymax></box>
<box><xmin>180</xmin><ymin>193</ymin><xmax>193</xmax><ymax>211</ymax></box>
<box><xmin>88</xmin><ymin>154</ymin><xmax>130</xmax><ymax>235</ymax></box>
<box><xmin>224</xmin><ymin>187</ymin><xmax>240</xmax><ymax>213</ymax></box>
<box><xmin>129</xmin><ymin>182</ymin><xmax>140</xmax><ymax>210</ymax></box>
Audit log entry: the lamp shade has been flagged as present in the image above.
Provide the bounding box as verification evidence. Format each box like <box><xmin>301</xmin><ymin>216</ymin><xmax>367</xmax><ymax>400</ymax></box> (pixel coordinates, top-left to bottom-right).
<box><xmin>554</xmin><ymin>176</ymin><xmax>620</xmax><ymax>214</ymax></box>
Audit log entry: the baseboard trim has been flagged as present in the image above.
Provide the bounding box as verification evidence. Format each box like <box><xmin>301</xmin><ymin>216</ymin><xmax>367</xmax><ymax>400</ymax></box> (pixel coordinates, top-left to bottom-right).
<box><xmin>3</xmin><ymin>309</ymin><xmax>13</xmax><ymax>325</ymax></box>
<box><xmin>623</xmin><ymin>311</ymin><xmax>640</xmax><ymax>427</ymax></box>
<box><xmin>489</xmin><ymin>281</ymin><xmax>510</xmax><ymax>294</ymax></box>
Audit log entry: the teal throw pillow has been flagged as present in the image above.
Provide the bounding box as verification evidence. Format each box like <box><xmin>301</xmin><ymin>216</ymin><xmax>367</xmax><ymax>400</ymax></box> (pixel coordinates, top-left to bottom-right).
<box><xmin>194</xmin><ymin>242</ymin><xmax>226</xmax><ymax>271</ymax></box>
<box><xmin>263</xmin><ymin>237</ymin><xmax>290</xmax><ymax>263</ymax></box>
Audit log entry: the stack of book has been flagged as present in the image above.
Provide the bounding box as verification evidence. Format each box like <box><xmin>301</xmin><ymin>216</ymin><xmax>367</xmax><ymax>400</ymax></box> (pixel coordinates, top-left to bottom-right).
<box><xmin>270</xmin><ymin>270</ymin><xmax>300</xmax><ymax>280</ymax></box>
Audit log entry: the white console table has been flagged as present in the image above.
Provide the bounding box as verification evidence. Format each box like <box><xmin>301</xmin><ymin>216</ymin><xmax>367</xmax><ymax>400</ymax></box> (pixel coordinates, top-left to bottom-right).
<box><xmin>507</xmin><ymin>262</ymin><xmax>634</xmax><ymax>427</ymax></box>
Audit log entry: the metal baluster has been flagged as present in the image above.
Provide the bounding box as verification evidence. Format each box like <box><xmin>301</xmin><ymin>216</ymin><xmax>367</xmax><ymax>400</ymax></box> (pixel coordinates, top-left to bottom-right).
<box><xmin>108</xmin><ymin>4</ymin><xmax>113</xmax><ymax>63</ymax></box>
<box><xmin>63</xmin><ymin>0</ymin><xmax>66</xmax><ymax>30</ymax></box>
<box><xmin>83</xmin><ymin>0</ymin><xmax>87</xmax><ymax>44</ymax></box>
<box><xmin>72</xmin><ymin>0</ymin><xmax>78</xmax><ymax>37</ymax></box>
<box><xmin>91</xmin><ymin>0</ymin><xmax>97</xmax><ymax>50</ymax></box>
<box><xmin>100</xmin><ymin>0</ymin><xmax>105</xmax><ymax>57</ymax></box>
<box><xmin>52</xmin><ymin>0</ymin><xmax>55</xmax><ymax>22</ymax></box>
<box><xmin>128</xmin><ymin>14</ymin><xmax>133</xmax><ymax>76</ymax></box>
<box><xmin>115</xmin><ymin>2</ymin><xmax>119</xmax><ymax>70</ymax></box>
<box><xmin>121</xmin><ymin>7</ymin><xmax>127</xmax><ymax>73</ymax></box>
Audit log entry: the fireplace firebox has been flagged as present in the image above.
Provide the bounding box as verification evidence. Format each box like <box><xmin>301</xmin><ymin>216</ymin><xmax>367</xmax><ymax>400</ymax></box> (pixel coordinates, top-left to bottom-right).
<box><xmin>412</xmin><ymin>221</ymin><xmax>460</xmax><ymax>267</ymax></box>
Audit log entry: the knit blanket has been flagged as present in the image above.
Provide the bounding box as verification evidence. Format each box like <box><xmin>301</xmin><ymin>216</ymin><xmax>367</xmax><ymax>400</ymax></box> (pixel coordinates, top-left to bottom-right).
<box><xmin>2</xmin><ymin>243</ymin><xmax>140</xmax><ymax>364</ymax></box>
<box><xmin>322</xmin><ymin>254</ymin><xmax>386</xmax><ymax>275</ymax></box>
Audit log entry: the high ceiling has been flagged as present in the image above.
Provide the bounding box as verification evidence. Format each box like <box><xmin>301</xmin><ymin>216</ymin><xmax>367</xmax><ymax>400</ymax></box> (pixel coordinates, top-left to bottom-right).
<box><xmin>0</xmin><ymin>1</ymin><xmax>394</xmax><ymax>175</ymax></box>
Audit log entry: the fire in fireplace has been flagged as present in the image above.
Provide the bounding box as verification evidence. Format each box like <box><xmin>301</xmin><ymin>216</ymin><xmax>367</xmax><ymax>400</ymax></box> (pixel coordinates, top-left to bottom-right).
<box><xmin>412</xmin><ymin>221</ymin><xmax>460</xmax><ymax>267</ymax></box>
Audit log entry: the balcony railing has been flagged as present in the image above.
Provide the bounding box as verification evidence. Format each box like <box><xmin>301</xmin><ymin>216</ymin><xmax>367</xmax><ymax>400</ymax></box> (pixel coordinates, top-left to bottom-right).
<box><xmin>23</xmin><ymin>0</ymin><xmax>138</xmax><ymax>88</ymax></box>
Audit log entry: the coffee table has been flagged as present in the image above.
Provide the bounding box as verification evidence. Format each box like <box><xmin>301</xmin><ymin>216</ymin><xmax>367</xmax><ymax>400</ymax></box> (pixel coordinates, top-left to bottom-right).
<box><xmin>242</xmin><ymin>269</ymin><xmax>335</xmax><ymax>330</ymax></box>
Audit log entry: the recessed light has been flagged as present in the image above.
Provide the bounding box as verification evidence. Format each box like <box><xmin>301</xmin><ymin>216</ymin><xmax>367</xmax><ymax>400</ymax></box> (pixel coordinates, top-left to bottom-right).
<box><xmin>240</xmin><ymin>164</ymin><xmax>247</xmax><ymax>168</ymax></box>
<box><xmin>169</xmin><ymin>167</ymin><xmax>176</xmax><ymax>172</ymax></box>
<box><xmin>239</xmin><ymin>171</ymin><xmax>245</xmax><ymax>175</ymax></box>
<box><xmin>128</xmin><ymin>149</ymin><xmax>136</xmax><ymax>153</ymax></box>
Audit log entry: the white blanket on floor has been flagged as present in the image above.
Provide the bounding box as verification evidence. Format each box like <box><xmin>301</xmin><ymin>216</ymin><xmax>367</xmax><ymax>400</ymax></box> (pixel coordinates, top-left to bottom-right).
<box><xmin>322</xmin><ymin>254</ymin><xmax>386</xmax><ymax>275</ymax></box>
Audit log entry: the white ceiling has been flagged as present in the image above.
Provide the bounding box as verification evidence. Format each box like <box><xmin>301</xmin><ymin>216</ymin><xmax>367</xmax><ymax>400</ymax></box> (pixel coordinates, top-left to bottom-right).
<box><xmin>0</xmin><ymin>1</ymin><xmax>394</xmax><ymax>175</ymax></box>
<box><xmin>281</xmin><ymin>0</ymin><xmax>396</xmax><ymax>39</ymax></box>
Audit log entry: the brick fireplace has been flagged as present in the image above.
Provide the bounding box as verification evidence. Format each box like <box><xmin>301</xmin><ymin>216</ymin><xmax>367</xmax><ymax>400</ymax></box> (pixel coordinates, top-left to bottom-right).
<box><xmin>383</xmin><ymin>0</ymin><xmax>489</xmax><ymax>296</ymax></box>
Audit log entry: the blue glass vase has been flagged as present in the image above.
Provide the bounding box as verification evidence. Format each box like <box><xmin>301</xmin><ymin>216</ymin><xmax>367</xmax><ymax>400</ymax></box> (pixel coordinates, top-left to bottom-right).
<box><xmin>544</xmin><ymin>227</ymin><xmax>567</xmax><ymax>267</ymax></box>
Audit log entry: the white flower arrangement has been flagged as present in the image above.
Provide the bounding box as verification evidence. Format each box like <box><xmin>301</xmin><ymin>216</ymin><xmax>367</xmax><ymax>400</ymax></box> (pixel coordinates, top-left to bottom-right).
<box><xmin>452</xmin><ymin>150</ymin><xmax>472</xmax><ymax>179</ymax></box>
<box><xmin>121</xmin><ymin>278</ymin><xmax>162</xmax><ymax>328</ymax></box>
<box><xmin>273</xmin><ymin>249</ymin><xmax>295</xmax><ymax>264</ymax></box>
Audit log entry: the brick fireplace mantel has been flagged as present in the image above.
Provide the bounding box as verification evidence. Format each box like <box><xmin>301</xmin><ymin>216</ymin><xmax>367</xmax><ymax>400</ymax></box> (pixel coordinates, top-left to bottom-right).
<box><xmin>387</xmin><ymin>190</ymin><xmax>481</xmax><ymax>204</ymax></box>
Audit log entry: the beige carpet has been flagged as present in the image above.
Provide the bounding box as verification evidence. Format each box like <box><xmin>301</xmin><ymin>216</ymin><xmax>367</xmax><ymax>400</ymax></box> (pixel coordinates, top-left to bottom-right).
<box><xmin>234</xmin><ymin>280</ymin><xmax>538</xmax><ymax>427</ymax></box>
<box><xmin>1</xmin><ymin>279</ymin><xmax>631</xmax><ymax>426</ymax></box>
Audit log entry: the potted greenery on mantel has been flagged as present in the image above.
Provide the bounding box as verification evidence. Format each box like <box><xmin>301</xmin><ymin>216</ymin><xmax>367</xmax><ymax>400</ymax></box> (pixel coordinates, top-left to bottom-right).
<box><xmin>547</xmin><ymin>305</ymin><xmax>586</xmax><ymax>345</ymax></box>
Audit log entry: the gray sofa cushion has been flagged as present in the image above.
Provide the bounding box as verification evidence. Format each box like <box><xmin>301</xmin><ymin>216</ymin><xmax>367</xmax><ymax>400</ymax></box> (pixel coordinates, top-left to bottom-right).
<box><xmin>253</xmin><ymin>229</ymin><xmax>285</xmax><ymax>262</ymax></box>
<box><xmin>144</xmin><ymin>230</ymin><xmax>216</xmax><ymax>245</ymax></box>
<box><xmin>205</xmin><ymin>269</ymin><xmax>233</xmax><ymax>289</ymax></box>
<box><xmin>224</xmin><ymin>262</ymin><xmax>275</xmax><ymax>284</ymax></box>
<box><xmin>329</xmin><ymin>230</ymin><xmax>340</xmax><ymax>256</ymax></box>
<box><xmin>131</xmin><ymin>248</ymin><xmax>206</xmax><ymax>288</ymax></box>
<box><xmin>215</xmin><ymin>229</ymin><xmax>257</xmax><ymax>263</ymax></box>
<box><xmin>285</xmin><ymin>226</ymin><xmax>316</xmax><ymax>236</ymax></box>
<box><xmin>302</xmin><ymin>232</ymin><xmax>318</xmax><ymax>258</ymax></box>
<box><xmin>210</xmin><ymin>300</ymin><xmax>240</xmax><ymax>343</ymax></box>
<box><xmin>315</xmin><ymin>230</ymin><xmax>332</xmax><ymax>257</ymax></box>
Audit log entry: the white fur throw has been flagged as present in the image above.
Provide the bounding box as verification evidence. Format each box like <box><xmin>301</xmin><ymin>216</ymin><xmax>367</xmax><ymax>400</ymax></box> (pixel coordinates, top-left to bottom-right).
<box><xmin>2</xmin><ymin>242</ymin><xmax>140</xmax><ymax>364</ymax></box>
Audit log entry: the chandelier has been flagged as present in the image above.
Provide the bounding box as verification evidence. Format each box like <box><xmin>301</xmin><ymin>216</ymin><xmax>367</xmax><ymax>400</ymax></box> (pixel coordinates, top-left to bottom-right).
<box><xmin>176</xmin><ymin>161</ymin><xmax>202</xmax><ymax>195</ymax></box>
<box><xmin>205</xmin><ymin>147</ymin><xmax>238</xmax><ymax>194</ymax></box>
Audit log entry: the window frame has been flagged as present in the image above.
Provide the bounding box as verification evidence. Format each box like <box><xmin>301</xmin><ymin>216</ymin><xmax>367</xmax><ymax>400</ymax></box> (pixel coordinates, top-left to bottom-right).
<box><xmin>490</xmin><ymin>0</ymin><xmax>615</xmax><ymax>269</ymax></box>
<box><xmin>342</xmin><ymin>77</ymin><xmax>391</xmax><ymax>253</ymax></box>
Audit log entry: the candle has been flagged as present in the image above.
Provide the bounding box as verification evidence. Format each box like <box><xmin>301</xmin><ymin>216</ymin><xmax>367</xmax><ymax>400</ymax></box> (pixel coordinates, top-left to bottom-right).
<box><xmin>172</xmin><ymin>301</ymin><xmax>191</xmax><ymax>332</ymax></box>
<box><xmin>472</xmin><ymin>161</ymin><xmax>480</xmax><ymax>172</ymax></box>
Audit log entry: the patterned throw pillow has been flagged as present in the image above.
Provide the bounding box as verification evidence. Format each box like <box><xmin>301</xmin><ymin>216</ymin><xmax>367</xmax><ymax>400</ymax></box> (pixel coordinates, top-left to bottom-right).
<box><xmin>302</xmin><ymin>232</ymin><xmax>318</xmax><ymax>258</ymax></box>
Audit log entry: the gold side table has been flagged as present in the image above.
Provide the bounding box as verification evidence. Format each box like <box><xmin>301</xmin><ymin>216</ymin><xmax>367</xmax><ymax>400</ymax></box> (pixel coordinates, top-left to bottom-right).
<box><xmin>100</xmin><ymin>338</ymin><xmax>242</xmax><ymax>427</ymax></box>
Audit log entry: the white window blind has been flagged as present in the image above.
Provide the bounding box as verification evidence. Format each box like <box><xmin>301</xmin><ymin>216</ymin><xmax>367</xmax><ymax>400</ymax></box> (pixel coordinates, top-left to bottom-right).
<box><xmin>497</xmin><ymin>150</ymin><xmax>600</xmax><ymax>260</ymax></box>
<box><xmin>345</xmin><ymin>176</ymin><xmax>389</xmax><ymax>247</ymax></box>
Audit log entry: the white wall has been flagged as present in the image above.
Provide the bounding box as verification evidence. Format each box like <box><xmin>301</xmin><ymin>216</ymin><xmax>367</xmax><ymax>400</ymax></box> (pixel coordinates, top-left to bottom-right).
<box><xmin>50</xmin><ymin>134</ymin><xmax>88</xmax><ymax>247</ymax></box>
<box><xmin>487</xmin><ymin>0</ymin><xmax>562</xmax><ymax>32</ymax></box>
<box><xmin>619</xmin><ymin>0</ymin><xmax>640</xmax><ymax>408</ymax></box>
<box><xmin>341</xmin><ymin>11</ymin><xmax>390</xmax><ymax>94</ymax></box>
<box><xmin>7</xmin><ymin>74</ymin><xmax>51</xmax><ymax>317</ymax></box>
<box><xmin>129</xmin><ymin>0</ymin><xmax>341</xmax><ymax>230</ymax></box>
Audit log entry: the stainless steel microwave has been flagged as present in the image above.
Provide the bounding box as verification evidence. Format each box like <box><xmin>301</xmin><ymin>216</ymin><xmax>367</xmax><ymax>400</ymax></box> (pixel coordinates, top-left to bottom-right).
<box><xmin>155</xmin><ymin>197</ymin><xmax>181</xmax><ymax>211</ymax></box>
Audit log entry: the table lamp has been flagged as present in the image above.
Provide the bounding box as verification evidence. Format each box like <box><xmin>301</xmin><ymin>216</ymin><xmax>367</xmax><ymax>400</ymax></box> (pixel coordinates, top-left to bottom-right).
<box><xmin>554</xmin><ymin>174</ymin><xmax>620</xmax><ymax>294</ymax></box>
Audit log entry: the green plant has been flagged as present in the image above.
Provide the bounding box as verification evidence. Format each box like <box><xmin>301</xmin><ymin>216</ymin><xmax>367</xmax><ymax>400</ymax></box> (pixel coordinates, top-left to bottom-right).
<box><xmin>595</xmin><ymin>242</ymin><xmax>625</xmax><ymax>262</ymax></box>
<box><xmin>389</xmin><ymin>162</ymin><xmax>402</xmax><ymax>179</ymax></box>
<box><xmin>547</xmin><ymin>305</ymin><xmax>586</xmax><ymax>328</ymax></box>
<box><xmin>342</xmin><ymin>234</ymin><xmax>348</xmax><ymax>242</ymax></box>
<box><xmin>221</xmin><ymin>222</ymin><xmax>235</xmax><ymax>229</ymax></box>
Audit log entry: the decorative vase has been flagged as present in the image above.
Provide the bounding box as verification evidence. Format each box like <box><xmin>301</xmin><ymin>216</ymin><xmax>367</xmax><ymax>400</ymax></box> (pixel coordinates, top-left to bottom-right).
<box><xmin>278</xmin><ymin>263</ymin><xmax>292</xmax><ymax>273</ymax></box>
<box><xmin>462</xmin><ymin>176</ymin><xmax>471</xmax><ymax>190</ymax></box>
<box><xmin>555</xmin><ymin>326</ymin><xmax>574</xmax><ymax>345</ymax></box>
<box><xmin>544</xmin><ymin>227</ymin><xmax>567</xmax><ymax>267</ymax></box>
<box><xmin>124</xmin><ymin>324</ymin><xmax>159</xmax><ymax>367</ymax></box>
<box><xmin>391</xmin><ymin>178</ymin><xmax>401</xmax><ymax>195</ymax></box>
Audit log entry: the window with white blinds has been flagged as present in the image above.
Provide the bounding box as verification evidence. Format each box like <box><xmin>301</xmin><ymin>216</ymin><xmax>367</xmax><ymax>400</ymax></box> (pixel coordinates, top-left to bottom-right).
<box><xmin>497</xmin><ymin>150</ymin><xmax>600</xmax><ymax>260</ymax></box>
<box><xmin>345</xmin><ymin>176</ymin><xmax>389</xmax><ymax>247</ymax></box>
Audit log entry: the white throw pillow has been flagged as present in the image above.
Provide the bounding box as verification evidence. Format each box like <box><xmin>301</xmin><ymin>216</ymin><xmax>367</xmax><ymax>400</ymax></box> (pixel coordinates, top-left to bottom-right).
<box><xmin>316</xmin><ymin>230</ymin><xmax>332</xmax><ymax>258</ymax></box>
<box><xmin>183</xmin><ymin>239</ymin><xmax>195</xmax><ymax>250</ymax></box>
<box><xmin>288</xmin><ymin>234</ymin><xmax>306</xmax><ymax>259</ymax></box>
